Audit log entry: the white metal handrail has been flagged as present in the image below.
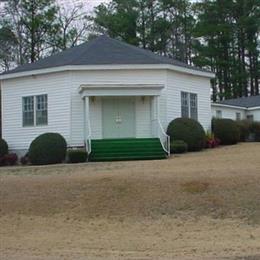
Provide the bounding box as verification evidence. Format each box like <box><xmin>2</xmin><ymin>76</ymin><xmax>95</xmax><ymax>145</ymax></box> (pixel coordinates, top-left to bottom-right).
<box><xmin>86</xmin><ymin>117</ymin><xmax>92</xmax><ymax>155</ymax></box>
<box><xmin>152</xmin><ymin>119</ymin><xmax>171</xmax><ymax>157</ymax></box>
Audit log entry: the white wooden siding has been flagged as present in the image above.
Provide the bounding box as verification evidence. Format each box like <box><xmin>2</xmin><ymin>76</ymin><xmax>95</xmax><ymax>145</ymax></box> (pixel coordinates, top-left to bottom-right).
<box><xmin>211</xmin><ymin>105</ymin><xmax>246</xmax><ymax>120</ymax></box>
<box><xmin>166</xmin><ymin>71</ymin><xmax>212</xmax><ymax>130</ymax></box>
<box><xmin>247</xmin><ymin>110</ymin><xmax>260</xmax><ymax>121</ymax></box>
<box><xmin>1</xmin><ymin>72</ymin><xmax>71</xmax><ymax>151</ymax></box>
<box><xmin>135</xmin><ymin>97</ymin><xmax>152</xmax><ymax>137</ymax></box>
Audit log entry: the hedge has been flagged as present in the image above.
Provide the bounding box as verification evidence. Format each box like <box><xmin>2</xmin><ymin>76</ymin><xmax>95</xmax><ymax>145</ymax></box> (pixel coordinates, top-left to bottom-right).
<box><xmin>170</xmin><ymin>140</ymin><xmax>188</xmax><ymax>154</ymax></box>
<box><xmin>0</xmin><ymin>138</ymin><xmax>8</xmax><ymax>157</ymax></box>
<box><xmin>167</xmin><ymin>118</ymin><xmax>206</xmax><ymax>151</ymax></box>
<box><xmin>212</xmin><ymin>118</ymin><xmax>240</xmax><ymax>145</ymax></box>
<box><xmin>67</xmin><ymin>150</ymin><xmax>88</xmax><ymax>163</ymax></box>
<box><xmin>29</xmin><ymin>133</ymin><xmax>67</xmax><ymax>165</ymax></box>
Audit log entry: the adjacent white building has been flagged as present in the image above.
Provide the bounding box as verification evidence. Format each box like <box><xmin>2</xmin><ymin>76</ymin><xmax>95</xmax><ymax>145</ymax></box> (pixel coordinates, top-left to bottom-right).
<box><xmin>212</xmin><ymin>96</ymin><xmax>260</xmax><ymax>122</ymax></box>
<box><xmin>0</xmin><ymin>35</ymin><xmax>214</xmax><ymax>160</ymax></box>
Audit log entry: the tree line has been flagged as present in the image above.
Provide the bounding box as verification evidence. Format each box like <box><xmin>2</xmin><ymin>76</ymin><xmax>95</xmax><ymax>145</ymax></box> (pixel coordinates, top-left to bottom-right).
<box><xmin>0</xmin><ymin>0</ymin><xmax>259</xmax><ymax>100</ymax></box>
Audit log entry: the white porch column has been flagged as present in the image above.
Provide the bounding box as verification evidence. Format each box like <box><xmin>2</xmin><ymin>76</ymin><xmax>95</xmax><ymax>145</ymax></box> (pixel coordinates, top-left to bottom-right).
<box><xmin>151</xmin><ymin>96</ymin><xmax>159</xmax><ymax>137</ymax></box>
<box><xmin>84</xmin><ymin>96</ymin><xmax>91</xmax><ymax>152</ymax></box>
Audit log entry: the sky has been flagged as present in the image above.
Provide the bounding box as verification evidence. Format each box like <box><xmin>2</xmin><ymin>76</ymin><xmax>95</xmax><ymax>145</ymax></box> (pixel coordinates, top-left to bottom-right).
<box><xmin>58</xmin><ymin>0</ymin><xmax>110</xmax><ymax>11</ymax></box>
<box><xmin>58</xmin><ymin>0</ymin><xmax>198</xmax><ymax>11</ymax></box>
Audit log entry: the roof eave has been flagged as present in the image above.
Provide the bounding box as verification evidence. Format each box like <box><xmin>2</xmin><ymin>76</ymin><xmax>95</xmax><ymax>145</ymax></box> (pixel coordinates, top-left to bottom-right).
<box><xmin>212</xmin><ymin>102</ymin><xmax>260</xmax><ymax>110</ymax></box>
<box><xmin>0</xmin><ymin>64</ymin><xmax>215</xmax><ymax>80</ymax></box>
<box><xmin>211</xmin><ymin>103</ymin><xmax>247</xmax><ymax>109</ymax></box>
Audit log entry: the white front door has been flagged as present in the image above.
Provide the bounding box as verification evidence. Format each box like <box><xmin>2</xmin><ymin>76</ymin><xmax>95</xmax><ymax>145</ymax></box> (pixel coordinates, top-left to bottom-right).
<box><xmin>102</xmin><ymin>97</ymin><xmax>136</xmax><ymax>139</ymax></box>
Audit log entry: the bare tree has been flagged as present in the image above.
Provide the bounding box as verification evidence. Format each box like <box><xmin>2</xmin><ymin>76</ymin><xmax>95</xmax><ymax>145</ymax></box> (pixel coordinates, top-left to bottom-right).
<box><xmin>52</xmin><ymin>4</ymin><xmax>91</xmax><ymax>51</ymax></box>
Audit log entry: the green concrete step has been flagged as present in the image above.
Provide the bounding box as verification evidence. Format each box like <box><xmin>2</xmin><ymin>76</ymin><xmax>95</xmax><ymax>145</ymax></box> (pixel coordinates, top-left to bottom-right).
<box><xmin>89</xmin><ymin>138</ymin><xmax>167</xmax><ymax>162</ymax></box>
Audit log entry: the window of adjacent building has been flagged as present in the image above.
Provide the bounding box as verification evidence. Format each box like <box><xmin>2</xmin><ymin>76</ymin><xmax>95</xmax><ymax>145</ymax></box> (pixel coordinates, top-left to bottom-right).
<box><xmin>236</xmin><ymin>112</ymin><xmax>241</xmax><ymax>121</ymax></box>
<box><xmin>181</xmin><ymin>92</ymin><xmax>198</xmax><ymax>120</ymax></box>
<box><xmin>247</xmin><ymin>115</ymin><xmax>254</xmax><ymax>122</ymax></box>
<box><xmin>23</xmin><ymin>94</ymin><xmax>48</xmax><ymax>127</ymax></box>
<box><xmin>216</xmin><ymin>110</ymin><xmax>222</xmax><ymax>119</ymax></box>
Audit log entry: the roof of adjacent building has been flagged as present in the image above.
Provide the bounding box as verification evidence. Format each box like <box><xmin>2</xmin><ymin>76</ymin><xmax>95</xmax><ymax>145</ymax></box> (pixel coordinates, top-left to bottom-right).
<box><xmin>214</xmin><ymin>95</ymin><xmax>260</xmax><ymax>108</ymax></box>
<box><xmin>2</xmin><ymin>35</ymin><xmax>212</xmax><ymax>76</ymax></box>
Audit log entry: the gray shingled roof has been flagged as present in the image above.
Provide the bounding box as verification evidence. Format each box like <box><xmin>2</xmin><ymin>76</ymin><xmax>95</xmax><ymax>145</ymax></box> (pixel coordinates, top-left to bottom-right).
<box><xmin>215</xmin><ymin>95</ymin><xmax>260</xmax><ymax>108</ymax></box>
<box><xmin>2</xmin><ymin>35</ymin><xmax>211</xmax><ymax>76</ymax></box>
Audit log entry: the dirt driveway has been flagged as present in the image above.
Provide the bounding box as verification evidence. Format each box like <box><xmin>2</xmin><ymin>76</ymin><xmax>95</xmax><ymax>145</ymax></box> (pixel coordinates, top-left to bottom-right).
<box><xmin>1</xmin><ymin>143</ymin><xmax>260</xmax><ymax>259</ymax></box>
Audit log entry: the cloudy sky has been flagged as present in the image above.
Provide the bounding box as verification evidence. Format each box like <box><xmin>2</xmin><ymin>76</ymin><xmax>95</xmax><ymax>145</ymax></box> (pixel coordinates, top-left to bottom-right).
<box><xmin>59</xmin><ymin>0</ymin><xmax>198</xmax><ymax>11</ymax></box>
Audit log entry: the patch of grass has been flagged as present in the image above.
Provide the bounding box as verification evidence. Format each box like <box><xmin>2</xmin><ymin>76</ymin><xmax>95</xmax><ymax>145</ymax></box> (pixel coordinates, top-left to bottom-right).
<box><xmin>182</xmin><ymin>181</ymin><xmax>209</xmax><ymax>194</ymax></box>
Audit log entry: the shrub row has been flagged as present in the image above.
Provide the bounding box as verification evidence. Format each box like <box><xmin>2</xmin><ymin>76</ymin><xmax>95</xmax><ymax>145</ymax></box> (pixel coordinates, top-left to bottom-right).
<box><xmin>28</xmin><ymin>133</ymin><xmax>88</xmax><ymax>165</ymax></box>
<box><xmin>67</xmin><ymin>150</ymin><xmax>88</xmax><ymax>163</ymax></box>
<box><xmin>0</xmin><ymin>139</ymin><xmax>18</xmax><ymax>166</ymax></box>
<box><xmin>212</xmin><ymin>118</ymin><xmax>240</xmax><ymax>145</ymax></box>
<box><xmin>1</xmin><ymin>133</ymin><xmax>89</xmax><ymax>166</ymax></box>
<box><xmin>167</xmin><ymin>117</ymin><xmax>253</xmax><ymax>155</ymax></box>
<box><xmin>2</xmin><ymin>117</ymin><xmax>260</xmax><ymax>165</ymax></box>
<box><xmin>236</xmin><ymin>120</ymin><xmax>260</xmax><ymax>142</ymax></box>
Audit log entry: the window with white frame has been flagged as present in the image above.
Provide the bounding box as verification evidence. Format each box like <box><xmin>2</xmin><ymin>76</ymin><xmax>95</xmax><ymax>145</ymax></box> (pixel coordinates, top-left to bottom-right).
<box><xmin>190</xmin><ymin>93</ymin><xmax>198</xmax><ymax>120</ymax></box>
<box><xmin>36</xmin><ymin>95</ymin><xmax>48</xmax><ymax>125</ymax></box>
<box><xmin>247</xmin><ymin>115</ymin><xmax>254</xmax><ymax>122</ymax></box>
<box><xmin>23</xmin><ymin>96</ymin><xmax>34</xmax><ymax>126</ymax></box>
<box><xmin>236</xmin><ymin>112</ymin><xmax>241</xmax><ymax>121</ymax></box>
<box><xmin>216</xmin><ymin>110</ymin><xmax>222</xmax><ymax>119</ymax></box>
<box><xmin>181</xmin><ymin>92</ymin><xmax>189</xmax><ymax>118</ymax></box>
<box><xmin>23</xmin><ymin>94</ymin><xmax>48</xmax><ymax>126</ymax></box>
<box><xmin>181</xmin><ymin>92</ymin><xmax>198</xmax><ymax>120</ymax></box>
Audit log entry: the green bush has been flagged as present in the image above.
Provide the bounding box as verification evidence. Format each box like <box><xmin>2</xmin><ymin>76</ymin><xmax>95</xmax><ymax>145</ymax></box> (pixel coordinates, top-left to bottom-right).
<box><xmin>29</xmin><ymin>133</ymin><xmax>67</xmax><ymax>165</ymax></box>
<box><xmin>170</xmin><ymin>140</ymin><xmax>188</xmax><ymax>154</ymax></box>
<box><xmin>212</xmin><ymin>119</ymin><xmax>240</xmax><ymax>145</ymax></box>
<box><xmin>68</xmin><ymin>150</ymin><xmax>88</xmax><ymax>163</ymax></box>
<box><xmin>167</xmin><ymin>118</ymin><xmax>206</xmax><ymax>151</ymax></box>
<box><xmin>0</xmin><ymin>138</ymin><xmax>8</xmax><ymax>157</ymax></box>
<box><xmin>250</xmin><ymin>122</ymin><xmax>260</xmax><ymax>142</ymax></box>
<box><xmin>236</xmin><ymin>120</ymin><xmax>251</xmax><ymax>142</ymax></box>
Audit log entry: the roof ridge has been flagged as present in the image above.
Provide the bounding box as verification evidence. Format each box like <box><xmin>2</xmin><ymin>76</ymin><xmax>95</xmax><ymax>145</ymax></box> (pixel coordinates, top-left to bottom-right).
<box><xmin>110</xmin><ymin>36</ymin><xmax>180</xmax><ymax>63</ymax></box>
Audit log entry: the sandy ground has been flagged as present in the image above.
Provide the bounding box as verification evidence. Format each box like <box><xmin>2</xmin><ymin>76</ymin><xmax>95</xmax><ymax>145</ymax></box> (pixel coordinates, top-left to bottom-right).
<box><xmin>1</xmin><ymin>143</ymin><xmax>260</xmax><ymax>259</ymax></box>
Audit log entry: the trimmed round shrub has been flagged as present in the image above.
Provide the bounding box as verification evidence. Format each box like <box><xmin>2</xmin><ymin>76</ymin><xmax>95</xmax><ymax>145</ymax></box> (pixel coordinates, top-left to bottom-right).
<box><xmin>29</xmin><ymin>133</ymin><xmax>67</xmax><ymax>165</ymax></box>
<box><xmin>236</xmin><ymin>120</ymin><xmax>251</xmax><ymax>142</ymax></box>
<box><xmin>0</xmin><ymin>138</ymin><xmax>8</xmax><ymax>157</ymax></box>
<box><xmin>212</xmin><ymin>119</ymin><xmax>240</xmax><ymax>145</ymax></box>
<box><xmin>167</xmin><ymin>118</ymin><xmax>206</xmax><ymax>151</ymax></box>
<box><xmin>68</xmin><ymin>150</ymin><xmax>88</xmax><ymax>163</ymax></box>
<box><xmin>170</xmin><ymin>140</ymin><xmax>188</xmax><ymax>154</ymax></box>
